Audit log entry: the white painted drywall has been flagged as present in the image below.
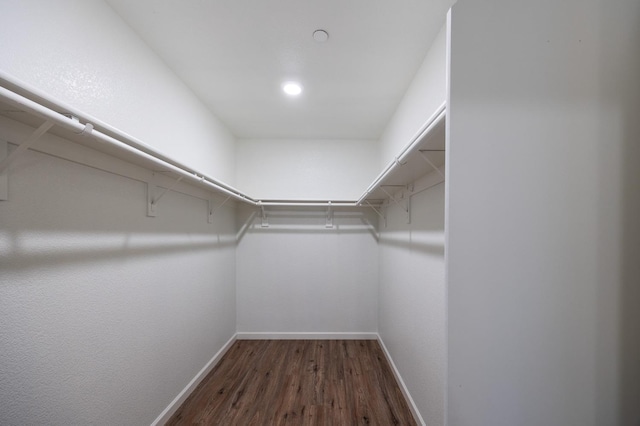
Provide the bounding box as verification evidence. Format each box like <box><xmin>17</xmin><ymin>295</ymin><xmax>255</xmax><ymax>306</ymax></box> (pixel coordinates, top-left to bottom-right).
<box><xmin>0</xmin><ymin>124</ymin><xmax>237</xmax><ymax>425</ymax></box>
<box><xmin>447</xmin><ymin>1</ymin><xmax>640</xmax><ymax>425</ymax></box>
<box><xmin>235</xmin><ymin>138</ymin><xmax>379</xmax><ymax>200</ymax></box>
<box><xmin>378</xmin><ymin>176</ymin><xmax>446</xmax><ymax>426</ymax></box>
<box><xmin>373</xmin><ymin>19</ymin><xmax>448</xmax><ymax>424</ymax></box>
<box><xmin>378</xmin><ymin>24</ymin><xmax>447</xmax><ymax>169</ymax></box>
<box><xmin>0</xmin><ymin>0</ymin><xmax>236</xmax><ymax>184</ymax></box>
<box><xmin>235</xmin><ymin>205</ymin><xmax>379</xmax><ymax>333</ymax></box>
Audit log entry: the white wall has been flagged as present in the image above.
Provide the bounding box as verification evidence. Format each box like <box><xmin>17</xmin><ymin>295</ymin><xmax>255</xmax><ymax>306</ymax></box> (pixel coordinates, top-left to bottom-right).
<box><xmin>234</xmin><ymin>26</ymin><xmax>446</xmax><ymax>202</ymax></box>
<box><xmin>0</xmin><ymin>0</ymin><xmax>236</xmax><ymax>184</ymax></box>
<box><xmin>378</xmin><ymin>176</ymin><xmax>446</xmax><ymax>426</ymax></box>
<box><xmin>0</xmin><ymin>122</ymin><xmax>237</xmax><ymax>425</ymax></box>
<box><xmin>378</xmin><ymin>24</ymin><xmax>447</xmax><ymax>169</ymax></box>
<box><xmin>235</xmin><ymin>138</ymin><xmax>378</xmax><ymax>201</ymax></box>
<box><xmin>235</xmin><ymin>205</ymin><xmax>379</xmax><ymax>335</ymax></box>
<box><xmin>373</xmin><ymin>18</ymin><xmax>448</xmax><ymax>426</ymax></box>
<box><xmin>447</xmin><ymin>1</ymin><xmax>640</xmax><ymax>425</ymax></box>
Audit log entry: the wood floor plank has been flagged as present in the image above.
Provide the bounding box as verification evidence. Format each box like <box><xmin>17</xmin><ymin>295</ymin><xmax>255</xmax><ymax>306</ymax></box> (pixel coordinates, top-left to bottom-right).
<box><xmin>166</xmin><ymin>340</ymin><xmax>417</xmax><ymax>426</ymax></box>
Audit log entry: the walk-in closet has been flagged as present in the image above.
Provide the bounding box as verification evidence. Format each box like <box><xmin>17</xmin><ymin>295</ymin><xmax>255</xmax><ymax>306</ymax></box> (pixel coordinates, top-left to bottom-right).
<box><xmin>1</xmin><ymin>1</ymin><xmax>639</xmax><ymax>425</ymax></box>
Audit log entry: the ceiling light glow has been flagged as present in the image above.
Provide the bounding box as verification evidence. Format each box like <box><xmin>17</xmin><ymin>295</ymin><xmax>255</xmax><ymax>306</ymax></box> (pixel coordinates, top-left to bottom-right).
<box><xmin>282</xmin><ymin>82</ymin><xmax>303</xmax><ymax>96</ymax></box>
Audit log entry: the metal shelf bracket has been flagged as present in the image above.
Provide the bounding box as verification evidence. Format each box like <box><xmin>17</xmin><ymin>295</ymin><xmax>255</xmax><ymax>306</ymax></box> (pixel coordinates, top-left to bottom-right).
<box><xmin>418</xmin><ymin>150</ymin><xmax>445</xmax><ymax>178</ymax></box>
<box><xmin>258</xmin><ymin>202</ymin><xmax>268</xmax><ymax>227</ymax></box>
<box><xmin>326</xmin><ymin>201</ymin><xmax>333</xmax><ymax>228</ymax></box>
<box><xmin>0</xmin><ymin>140</ymin><xmax>7</xmax><ymax>201</ymax></box>
<box><xmin>208</xmin><ymin>195</ymin><xmax>231</xmax><ymax>224</ymax></box>
<box><xmin>0</xmin><ymin>119</ymin><xmax>54</xmax><ymax>168</ymax></box>
<box><xmin>380</xmin><ymin>184</ymin><xmax>412</xmax><ymax>224</ymax></box>
<box><xmin>146</xmin><ymin>180</ymin><xmax>158</xmax><ymax>217</ymax></box>
<box><xmin>147</xmin><ymin>172</ymin><xmax>184</xmax><ymax>217</ymax></box>
<box><xmin>365</xmin><ymin>200</ymin><xmax>387</xmax><ymax>228</ymax></box>
<box><xmin>406</xmin><ymin>185</ymin><xmax>412</xmax><ymax>224</ymax></box>
<box><xmin>0</xmin><ymin>120</ymin><xmax>55</xmax><ymax>201</ymax></box>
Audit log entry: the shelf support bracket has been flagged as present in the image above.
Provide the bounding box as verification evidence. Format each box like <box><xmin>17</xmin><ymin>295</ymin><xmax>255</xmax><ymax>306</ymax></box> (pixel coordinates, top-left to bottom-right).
<box><xmin>418</xmin><ymin>150</ymin><xmax>445</xmax><ymax>179</ymax></box>
<box><xmin>146</xmin><ymin>179</ymin><xmax>158</xmax><ymax>217</ymax></box>
<box><xmin>365</xmin><ymin>201</ymin><xmax>384</xmax><ymax>220</ymax></box>
<box><xmin>380</xmin><ymin>185</ymin><xmax>412</xmax><ymax>224</ymax></box>
<box><xmin>0</xmin><ymin>120</ymin><xmax>54</xmax><ymax>201</ymax></box>
<box><xmin>365</xmin><ymin>200</ymin><xmax>387</xmax><ymax>228</ymax></box>
<box><xmin>406</xmin><ymin>185</ymin><xmax>412</xmax><ymax>224</ymax></box>
<box><xmin>208</xmin><ymin>195</ymin><xmax>231</xmax><ymax>224</ymax></box>
<box><xmin>147</xmin><ymin>172</ymin><xmax>183</xmax><ymax>217</ymax></box>
<box><xmin>380</xmin><ymin>186</ymin><xmax>405</xmax><ymax>211</ymax></box>
<box><xmin>0</xmin><ymin>120</ymin><xmax>54</xmax><ymax>176</ymax></box>
<box><xmin>258</xmin><ymin>202</ymin><xmax>268</xmax><ymax>227</ymax></box>
<box><xmin>0</xmin><ymin>140</ymin><xmax>8</xmax><ymax>201</ymax></box>
<box><xmin>326</xmin><ymin>201</ymin><xmax>333</xmax><ymax>228</ymax></box>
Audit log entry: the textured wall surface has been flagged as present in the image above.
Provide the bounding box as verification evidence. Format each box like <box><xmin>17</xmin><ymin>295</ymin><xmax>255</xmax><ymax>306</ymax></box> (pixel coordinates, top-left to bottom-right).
<box><xmin>235</xmin><ymin>206</ymin><xmax>379</xmax><ymax>334</ymax></box>
<box><xmin>0</xmin><ymin>127</ymin><xmax>237</xmax><ymax>425</ymax></box>
<box><xmin>447</xmin><ymin>0</ymin><xmax>640</xmax><ymax>424</ymax></box>
<box><xmin>0</xmin><ymin>0</ymin><xmax>236</xmax><ymax>184</ymax></box>
<box><xmin>378</xmin><ymin>179</ymin><xmax>446</xmax><ymax>426</ymax></box>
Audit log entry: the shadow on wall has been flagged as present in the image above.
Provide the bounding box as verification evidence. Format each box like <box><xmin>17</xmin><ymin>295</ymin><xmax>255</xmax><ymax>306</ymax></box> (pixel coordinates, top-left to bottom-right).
<box><xmin>0</xmin><ymin>231</ymin><xmax>236</xmax><ymax>273</ymax></box>
<box><xmin>595</xmin><ymin>3</ymin><xmax>640</xmax><ymax>424</ymax></box>
<box><xmin>617</xmin><ymin>11</ymin><xmax>640</xmax><ymax>426</ymax></box>
<box><xmin>378</xmin><ymin>233</ymin><xmax>445</xmax><ymax>257</ymax></box>
<box><xmin>0</xmin><ymin>150</ymin><xmax>237</xmax><ymax>275</ymax></box>
<box><xmin>377</xmin><ymin>183</ymin><xmax>446</xmax><ymax>256</ymax></box>
<box><xmin>618</xmin><ymin>100</ymin><xmax>640</xmax><ymax>424</ymax></box>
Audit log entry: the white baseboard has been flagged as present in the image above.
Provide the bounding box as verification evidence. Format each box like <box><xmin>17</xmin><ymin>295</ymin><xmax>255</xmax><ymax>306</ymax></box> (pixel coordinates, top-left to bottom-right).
<box><xmin>236</xmin><ymin>332</ymin><xmax>378</xmax><ymax>340</ymax></box>
<box><xmin>376</xmin><ymin>334</ymin><xmax>426</xmax><ymax>426</ymax></box>
<box><xmin>150</xmin><ymin>333</ymin><xmax>237</xmax><ymax>426</ymax></box>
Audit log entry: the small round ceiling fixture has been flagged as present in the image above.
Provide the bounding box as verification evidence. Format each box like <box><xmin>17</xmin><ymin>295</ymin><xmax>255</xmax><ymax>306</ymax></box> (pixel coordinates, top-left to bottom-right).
<box><xmin>282</xmin><ymin>81</ymin><xmax>303</xmax><ymax>96</ymax></box>
<box><xmin>313</xmin><ymin>29</ymin><xmax>329</xmax><ymax>42</ymax></box>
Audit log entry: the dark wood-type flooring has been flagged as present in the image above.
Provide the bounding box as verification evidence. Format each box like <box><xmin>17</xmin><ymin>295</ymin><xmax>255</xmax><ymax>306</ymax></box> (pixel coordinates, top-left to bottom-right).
<box><xmin>166</xmin><ymin>340</ymin><xmax>417</xmax><ymax>425</ymax></box>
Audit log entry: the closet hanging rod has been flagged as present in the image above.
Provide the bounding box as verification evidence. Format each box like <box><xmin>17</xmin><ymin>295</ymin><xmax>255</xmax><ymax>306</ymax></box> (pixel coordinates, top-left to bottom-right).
<box><xmin>0</xmin><ymin>71</ymin><xmax>257</xmax><ymax>206</ymax></box>
<box><xmin>257</xmin><ymin>201</ymin><xmax>362</xmax><ymax>207</ymax></box>
<box><xmin>0</xmin><ymin>72</ymin><xmax>407</xmax><ymax>210</ymax></box>
<box><xmin>356</xmin><ymin>102</ymin><xmax>446</xmax><ymax>205</ymax></box>
<box><xmin>0</xmin><ymin>82</ymin><xmax>375</xmax><ymax>209</ymax></box>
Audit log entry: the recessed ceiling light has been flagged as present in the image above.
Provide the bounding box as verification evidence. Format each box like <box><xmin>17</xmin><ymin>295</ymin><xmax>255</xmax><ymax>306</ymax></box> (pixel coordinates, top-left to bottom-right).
<box><xmin>313</xmin><ymin>29</ymin><xmax>329</xmax><ymax>42</ymax></box>
<box><xmin>282</xmin><ymin>82</ymin><xmax>303</xmax><ymax>96</ymax></box>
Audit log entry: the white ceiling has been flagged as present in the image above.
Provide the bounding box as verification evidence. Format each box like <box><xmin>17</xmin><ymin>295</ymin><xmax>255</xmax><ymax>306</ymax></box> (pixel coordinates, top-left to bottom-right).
<box><xmin>105</xmin><ymin>0</ymin><xmax>451</xmax><ymax>140</ymax></box>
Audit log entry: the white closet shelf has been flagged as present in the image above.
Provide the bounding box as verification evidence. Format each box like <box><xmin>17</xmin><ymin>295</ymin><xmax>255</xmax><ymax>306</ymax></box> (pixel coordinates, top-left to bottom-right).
<box><xmin>357</xmin><ymin>103</ymin><xmax>446</xmax><ymax>205</ymax></box>
<box><xmin>0</xmin><ymin>72</ymin><xmax>445</xmax><ymax>209</ymax></box>
<box><xmin>0</xmin><ymin>72</ymin><xmax>257</xmax><ymax>206</ymax></box>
